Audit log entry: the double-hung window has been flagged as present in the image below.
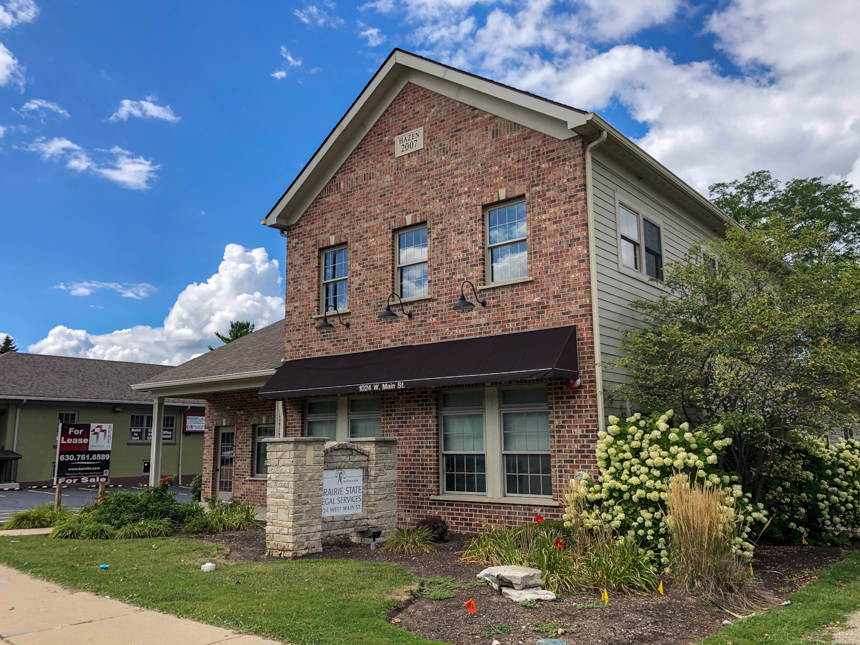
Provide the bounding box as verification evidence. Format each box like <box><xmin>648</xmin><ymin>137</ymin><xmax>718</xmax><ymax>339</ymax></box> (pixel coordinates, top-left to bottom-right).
<box><xmin>130</xmin><ymin>414</ymin><xmax>174</xmax><ymax>442</ymax></box>
<box><xmin>619</xmin><ymin>204</ymin><xmax>663</xmax><ymax>280</ymax></box>
<box><xmin>306</xmin><ymin>400</ymin><xmax>337</xmax><ymax>440</ymax></box>
<box><xmin>58</xmin><ymin>411</ymin><xmax>78</xmax><ymax>425</ymax></box>
<box><xmin>349</xmin><ymin>397</ymin><xmax>381</xmax><ymax>438</ymax></box>
<box><xmin>254</xmin><ymin>425</ymin><xmax>276</xmax><ymax>476</ymax></box>
<box><xmin>501</xmin><ymin>386</ymin><xmax>551</xmax><ymax>497</ymax></box>
<box><xmin>321</xmin><ymin>246</ymin><xmax>348</xmax><ymax>313</ymax></box>
<box><xmin>486</xmin><ymin>201</ymin><xmax>528</xmax><ymax>283</ymax></box>
<box><xmin>396</xmin><ymin>226</ymin><xmax>428</xmax><ymax>299</ymax></box>
<box><xmin>441</xmin><ymin>390</ymin><xmax>486</xmax><ymax>494</ymax></box>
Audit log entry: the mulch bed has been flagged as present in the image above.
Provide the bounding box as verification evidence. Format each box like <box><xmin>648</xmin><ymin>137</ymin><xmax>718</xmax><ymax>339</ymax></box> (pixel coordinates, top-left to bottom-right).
<box><xmin>194</xmin><ymin>529</ymin><xmax>849</xmax><ymax>645</ymax></box>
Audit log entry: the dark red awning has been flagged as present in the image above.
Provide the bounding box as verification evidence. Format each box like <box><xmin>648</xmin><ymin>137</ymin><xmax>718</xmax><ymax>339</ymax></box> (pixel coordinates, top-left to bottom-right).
<box><xmin>259</xmin><ymin>326</ymin><xmax>578</xmax><ymax>399</ymax></box>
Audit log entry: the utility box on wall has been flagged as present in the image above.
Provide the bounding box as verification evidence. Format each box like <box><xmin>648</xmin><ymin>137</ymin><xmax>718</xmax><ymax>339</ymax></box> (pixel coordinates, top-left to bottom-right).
<box><xmin>264</xmin><ymin>436</ymin><xmax>398</xmax><ymax>558</ymax></box>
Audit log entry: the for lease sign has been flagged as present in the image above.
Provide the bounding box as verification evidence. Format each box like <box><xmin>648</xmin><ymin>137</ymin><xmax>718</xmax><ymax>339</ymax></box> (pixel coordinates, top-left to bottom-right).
<box><xmin>54</xmin><ymin>423</ymin><xmax>113</xmax><ymax>485</ymax></box>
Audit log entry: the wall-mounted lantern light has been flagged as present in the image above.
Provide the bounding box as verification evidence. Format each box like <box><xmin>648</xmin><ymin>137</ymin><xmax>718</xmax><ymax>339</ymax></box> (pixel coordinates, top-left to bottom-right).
<box><xmin>378</xmin><ymin>293</ymin><xmax>413</xmax><ymax>321</ymax></box>
<box><xmin>452</xmin><ymin>280</ymin><xmax>487</xmax><ymax>313</ymax></box>
<box><xmin>315</xmin><ymin>305</ymin><xmax>350</xmax><ymax>331</ymax></box>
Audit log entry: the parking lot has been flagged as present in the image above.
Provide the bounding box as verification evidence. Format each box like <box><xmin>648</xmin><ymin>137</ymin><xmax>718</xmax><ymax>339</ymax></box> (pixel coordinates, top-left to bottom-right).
<box><xmin>0</xmin><ymin>485</ymin><xmax>193</xmax><ymax>525</ymax></box>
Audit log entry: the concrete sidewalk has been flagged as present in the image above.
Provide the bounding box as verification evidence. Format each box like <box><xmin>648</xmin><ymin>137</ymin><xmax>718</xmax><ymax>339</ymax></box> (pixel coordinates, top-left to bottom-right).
<box><xmin>0</xmin><ymin>564</ymin><xmax>284</xmax><ymax>645</ymax></box>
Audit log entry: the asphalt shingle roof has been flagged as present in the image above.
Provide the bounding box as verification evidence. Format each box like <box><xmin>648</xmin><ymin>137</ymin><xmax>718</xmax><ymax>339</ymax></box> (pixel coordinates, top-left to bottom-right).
<box><xmin>0</xmin><ymin>352</ymin><xmax>204</xmax><ymax>405</ymax></box>
<box><xmin>138</xmin><ymin>319</ymin><xmax>284</xmax><ymax>387</ymax></box>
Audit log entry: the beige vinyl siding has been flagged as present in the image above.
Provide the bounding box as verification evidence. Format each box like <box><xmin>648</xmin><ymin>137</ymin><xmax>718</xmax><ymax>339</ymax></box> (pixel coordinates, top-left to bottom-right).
<box><xmin>591</xmin><ymin>150</ymin><xmax>723</xmax><ymax>418</ymax></box>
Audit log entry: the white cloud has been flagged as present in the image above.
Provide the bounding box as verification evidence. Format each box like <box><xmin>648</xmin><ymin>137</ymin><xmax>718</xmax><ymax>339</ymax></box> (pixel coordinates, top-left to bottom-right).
<box><xmin>0</xmin><ymin>0</ymin><xmax>38</xmax><ymax>31</ymax></box>
<box><xmin>30</xmin><ymin>244</ymin><xmax>284</xmax><ymax>365</ymax></box>
<box><xmin>294</xmin><ymin>2</ymin><xmax>344</xmax><ymax>27</ymax></box>
<box><xmin>14</xmin><ymin>98</ymin><xmax>69</xmax><ymax>118</ymax></box>
<box><xmin>271</xmin><ymin>46</ymin><xmax>302</xmax><ymax>80</ymax></box>
<box><xmin>22</xmin><ymin>137</ymin><xmax>159</xmax><ymax>190</ymax></box>
<box><xmin>0</xmin><ymin>124</ymin><xmax>5</xmax><ymax>137</ymax></box>
<box><xmin>55</xmin><ymin>281</ymin><xmax>157</xmax><ymax>300</ymax></box>
<box><xmin>359</xmin><ymin>25</ymin><xmax>386</xmax><ymax>47</ymax></box>
<box><xmin>369</xmin><ymin>0</ymin><xmax>860</xmax><ymax>192</ymax></box>
<box><xmin>0</xmin><ymin>41</ymin><xmax>24</xmax><ymax>89</ymax></box>
<box><xmin>108</xmin><ymin>96</ymin><xmax>180</xmax><ymax>123</ymax></box>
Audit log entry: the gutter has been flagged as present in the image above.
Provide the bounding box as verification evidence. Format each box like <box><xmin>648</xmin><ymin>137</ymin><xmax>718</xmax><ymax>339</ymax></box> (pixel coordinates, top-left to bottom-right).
<box><xmin>583</xmin><ymin>131</ymin><xmax>608</xmax><ymax>432</ymax></box>
<box><xmin>132</xmin><ymin>368</ymin><xmax>277</xmax><ymax>392</ymax></box>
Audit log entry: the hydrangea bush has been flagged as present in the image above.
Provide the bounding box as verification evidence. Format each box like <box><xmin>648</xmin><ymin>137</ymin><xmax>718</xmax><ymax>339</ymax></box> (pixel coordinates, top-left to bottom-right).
<box><xmin>564</xmin><ymin>411</ymin><xmax>764</xmax><ymax>568</ymax></box>
<box><xmin>763</xmin><ymin>436</ymin><xmax>860</xmax><ymax>545</ymax></box>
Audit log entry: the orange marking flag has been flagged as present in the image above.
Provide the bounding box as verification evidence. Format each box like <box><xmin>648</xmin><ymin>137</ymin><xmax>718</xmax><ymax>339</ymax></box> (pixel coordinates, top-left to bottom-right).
<box><xmin>465</xmin><ymin>598</ymin><xmax>477</xmax><ymax>614</ymax></box>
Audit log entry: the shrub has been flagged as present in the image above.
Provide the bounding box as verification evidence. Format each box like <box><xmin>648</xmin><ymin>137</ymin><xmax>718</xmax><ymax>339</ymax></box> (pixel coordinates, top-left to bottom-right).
<box><xmin>1</xmin><ymin>503</ymin><xmax>70</xmax><ymax>530</ymax></box>
<box><xmin>91</xmin><ymin>485</ymin><xmax>204</xmax><ymax>530</ymax></box>
<box><xmin>79</xmin><ymin>521</ymin><xmax>117</xmax><ymax>540</ymax></box>
<box><xmin>763</xmin><ymin>436</ymin><xmax>860</xmax><ymax>545</ymax></box>
<box><xmin>577</xmin><ymin>536</ymin><xmax>659</xmax><ymax>594</ymax></box>
<box><xmin>181</xmin><ymin>514</ymin><xmax>215</xmax><ymax>534</ymax></box>
<box><xmin>190</xmin><ymin>474</ymin><xmax>203</xmax><ymax>502</ymax></box>
<box><xmin>380</xmin><ymin>527</ymin><xmax>436</xmax><ymax>554</ymax></box>
<box><xmin>51</xmin><ymin>515</ymin><xmax>88</xmax><ymax>539</ymax></box>
<box><xmin>565</xmin><ymin>411</ymin><xmax>764</xmax><ymax>567</ymax></box>
<box><xmin>116</xmin><ymin>519</ymin><xmax>174</xmax><ymax>540</ymax></box>
<box><xmin>206</xmin><ymin>499</ymin><xmax>259</xmax><ymax>532</ymax></box>
<box><xmin>416</xmin><ymin>515</ymin><xmax>449</xmax><ymax>542</ymax></box>
<box><xmin>667</xmin><ymin>474</ymin><xmax>771</xmax><ymax>612</ymax></box>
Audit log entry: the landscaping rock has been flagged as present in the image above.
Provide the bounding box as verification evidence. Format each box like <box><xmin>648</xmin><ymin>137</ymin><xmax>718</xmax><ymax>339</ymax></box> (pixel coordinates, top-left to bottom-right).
<box><xmin>501</xmin><ymin>587</ymin><xmax>557</xmax><ymax>602</ymax></box>
<box><xmin>477</xmin><ymin>566</ymin><xmax>542</xmax><ymax>590</ymax></box>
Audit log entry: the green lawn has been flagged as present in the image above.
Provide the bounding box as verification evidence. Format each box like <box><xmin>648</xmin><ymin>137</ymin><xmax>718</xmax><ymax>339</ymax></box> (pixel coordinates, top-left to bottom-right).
<box><xmin>0</xmin><ymin>536</ymin><xmax>445</xmax><ymax>645</ymax></box>
<box><xmin>701</xmin><ymin>549</ymin><xmax>860</xmax><ymax>645</ymax></box>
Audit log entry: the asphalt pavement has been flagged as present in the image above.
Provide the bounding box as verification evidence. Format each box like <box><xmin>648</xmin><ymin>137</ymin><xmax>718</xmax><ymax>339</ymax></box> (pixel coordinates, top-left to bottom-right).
<box><xmin>0</xmin><ymin>486</ymin><xmax>192</xmax><ymax>524</ymax></box>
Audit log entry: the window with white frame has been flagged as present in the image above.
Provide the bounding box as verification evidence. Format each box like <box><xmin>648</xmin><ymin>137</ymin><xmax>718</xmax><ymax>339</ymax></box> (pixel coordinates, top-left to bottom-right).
<box><xmin>58</xmin><ymin>411</ymin><xmax>78</xmax><ymax>425</ymax></box>
<box><xmin>486</xmin><ymin>200</ymin><xmax>528</xmax><ymax>283</ymax></box>
<box><xmin>441</xmin><ymin>390</ymin><xmax>486</xmax><ymax>494</ymax></box>
<box><xmin>321</xmin><ymin>246</ymin><xmax>348</xmax><ymax>313</ymax></box>
<box><xmin>129</xmin><ymin>414</ymin><xmax>175</xmax><ymax>442</ymax></box>
<box><xmin>395</xmin><ymin>225</ymin><xmax>428</xmax><ymax>299</ymax></box>
<box><xmin>619</xmin><ymin>204</ymin><xmax>663</xmax><ymax>280</ymax></box>
<box><xmin>254</xmin><ymin>425</ymin><xmax>276</xmax><ymax>476</ymax></box>
<box><xmin>306</xmin><ymin>399</ymin><xmax>337</xmax><ymax>440</ymax></box>
<box><xmin>501</xmin><ymin>386</ymin><xmax>551</xmax><ymax>497</ymax></box>
<box><xmin>349</xmin><ymin>396</ymin><xmax>381</xmax><ymax>438</ymax></box>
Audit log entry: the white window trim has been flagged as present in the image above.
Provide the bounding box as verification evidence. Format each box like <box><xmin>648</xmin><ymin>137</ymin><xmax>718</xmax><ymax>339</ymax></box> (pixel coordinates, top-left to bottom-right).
<box><xmin>614</xmin><ymin>193</ymin><xmax>666</xmax><ymax>286</ymax></box>
<box><xmin>394</xmin><ymin>223</ymin><xmax>430</xmax><ymax>301</ymax></box>
<box><xmin>320</xmin><ymin>245</ymin><xmax>348</xmax><ymax>315</ymax></box>
<box><xmin>484</xmin><ymin>199</ymin><xmax>529</xmax><ymax>284</ymax></box>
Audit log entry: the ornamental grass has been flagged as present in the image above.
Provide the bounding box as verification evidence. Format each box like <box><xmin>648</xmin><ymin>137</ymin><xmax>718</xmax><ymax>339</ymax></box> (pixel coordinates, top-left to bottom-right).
<box><xmin>380</xmin><ymin>526</ymin><xmax>436</xmax><ymax>554</ymax></box>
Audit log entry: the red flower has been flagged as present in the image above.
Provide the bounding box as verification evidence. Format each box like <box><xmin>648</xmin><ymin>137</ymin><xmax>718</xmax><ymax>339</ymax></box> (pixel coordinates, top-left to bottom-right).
<box><xmin>554</xmin><ymin>539</ymin><xmax>565</xmax><ymax>549</ymax></box>
<box><xmin>534</xmin><ymin>514</ymin><xmax>545</xmax><ymax>523</ymax></box>
<box><xmin>99</xmin><ymin>497</ymin><xmax>105</xmax><ymax>502</ymax></box>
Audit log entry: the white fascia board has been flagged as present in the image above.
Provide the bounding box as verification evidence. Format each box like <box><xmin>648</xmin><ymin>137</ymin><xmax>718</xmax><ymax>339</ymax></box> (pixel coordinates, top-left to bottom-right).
<box><xmin>132</xmin><ymin>369</ymin><xmax>277</xmax><ymax>398</ymax></box>
<box><xmin>263</xmin><ymin>50</ymin><xmax>591</xmax><ymax>230</ymax></box>
<box><xmin>578</xmin><ymin>114</ymin><xmax>737</xmax><ymax>229</ymax></box>
<box><xmin>0</xmin><ymin>395</ymin><xmax>202</xmax><ymax>407</ymax></box>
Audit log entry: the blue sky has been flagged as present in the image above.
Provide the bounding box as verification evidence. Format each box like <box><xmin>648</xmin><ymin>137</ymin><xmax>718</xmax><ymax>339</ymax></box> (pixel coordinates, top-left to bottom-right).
<box><xmin>1</xmin><ymin>0</ymin><xmax>858</xmax><ymax>364</ymax></box>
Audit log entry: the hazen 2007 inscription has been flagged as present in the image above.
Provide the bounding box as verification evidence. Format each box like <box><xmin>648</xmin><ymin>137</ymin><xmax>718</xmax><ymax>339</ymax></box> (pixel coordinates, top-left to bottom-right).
<box><xmin>322</xmin><ymin>468</ymin><xmax>363</xmax><ymax>517</ymax></box>
<box><xmin>394</xmin><ymin>127</ymin><xmax>424</xmax><ymax>157</ymax></box>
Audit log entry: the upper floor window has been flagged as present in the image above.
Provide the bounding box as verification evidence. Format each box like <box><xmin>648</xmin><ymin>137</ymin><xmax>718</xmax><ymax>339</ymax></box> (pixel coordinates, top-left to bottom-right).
<box><xmin>321</xmin><ymin>246</ymin><xmax>348</xmax><ymax>313</ymax></box>
<box><xmin>58</xmin><ymin>411</ymin><xmax>78</xmax><ymax>425</ymax></box>
<box><xmin>486</xmin><ymin>200</ymin><xmax>528</xmax><ymax>283</ymax></box>
<box><xmin>619</xmin><ymin>204</ymin><xmax>663</xmax><ymax>281</ymax></box>
<box><xmin>396</xmin><ymin>225</ymin><xmax>428</xmax><ymax>299</ymax></box>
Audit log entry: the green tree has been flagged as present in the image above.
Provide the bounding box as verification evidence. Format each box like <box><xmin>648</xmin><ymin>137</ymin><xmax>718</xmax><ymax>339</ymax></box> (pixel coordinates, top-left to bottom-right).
<box><xmin>208</xmin><ymin>321</ymin><xmax>255</xmax><ymax>351</ymax></box>
<box><xmin>610</xmin><ymin>226</ymin><xmax>860</xmax><ymax>502</ymax></box>
<box><xmin>710</xmin><ymin>170</ymin><xmax>860</xmax><ymax>262</ymax></box>
<box><xmin>0</xmin><ymin>335</ymin><xmax>17</xmax><ymax>354</ymax></box>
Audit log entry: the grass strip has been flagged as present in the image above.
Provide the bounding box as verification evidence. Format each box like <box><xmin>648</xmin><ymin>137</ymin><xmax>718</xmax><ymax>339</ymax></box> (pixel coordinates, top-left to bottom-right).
<box><xmin>0</xmin><ymin>536</ymin><xmax>445</xmax><ymax>645</ymax></box>
<box><xmin>700</xmin><ymin>549</ymin><xmax>860</xmax><ymax>645</ymax></box>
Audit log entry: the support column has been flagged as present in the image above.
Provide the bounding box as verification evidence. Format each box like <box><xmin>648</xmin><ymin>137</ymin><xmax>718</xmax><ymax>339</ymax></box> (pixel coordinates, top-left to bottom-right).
<box><xmin>148</xmin><ymin>396</ymin><xmax>165</xmax><ymax>487</ymax></box>
<box><xmin>263</xmin><ymin>437</ymin><xmax>327</xmax><ymax>558</ymax></box>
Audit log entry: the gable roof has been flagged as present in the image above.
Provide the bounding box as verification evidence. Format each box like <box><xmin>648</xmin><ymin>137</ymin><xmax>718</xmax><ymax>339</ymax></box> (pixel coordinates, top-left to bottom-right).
<box><xmin>0</xmin><ymin>352</ymin><xmax>203</xmax><ymax>406</ymax></box>
<box><xmin>132</xmin><ymin>319</ymin><xmax>284</xmax><ymax>397</ymax></box>
<box><xmin>262</xmin><ymin>49</ymin><xmax>731</xmax><ymax>232</ymax></box>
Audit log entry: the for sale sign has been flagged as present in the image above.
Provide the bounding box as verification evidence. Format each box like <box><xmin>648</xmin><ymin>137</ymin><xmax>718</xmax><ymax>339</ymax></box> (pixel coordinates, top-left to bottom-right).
<box><xmin>54</xmin><ymin>423</ymin><xmax>113</xmax><ymax>485</ymax></box>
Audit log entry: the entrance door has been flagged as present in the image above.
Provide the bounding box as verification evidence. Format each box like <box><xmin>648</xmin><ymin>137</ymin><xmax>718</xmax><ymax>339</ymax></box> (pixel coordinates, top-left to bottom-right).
<box><xmin>216</xmin><ymin>427</ymin><xmax>235</xmax><ymax>501</ymax></box>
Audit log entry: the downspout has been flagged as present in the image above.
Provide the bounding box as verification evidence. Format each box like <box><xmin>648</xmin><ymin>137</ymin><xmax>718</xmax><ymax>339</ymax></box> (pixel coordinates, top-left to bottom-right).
<box><xmin>584</xmin><ymin>130</ymin><xmax>608</xmax><ymax>432</ymax></box>
<box><xmin>12</xmin><ymin>399</ymin><xmax>27</xmax><ymax>453</ymax></box>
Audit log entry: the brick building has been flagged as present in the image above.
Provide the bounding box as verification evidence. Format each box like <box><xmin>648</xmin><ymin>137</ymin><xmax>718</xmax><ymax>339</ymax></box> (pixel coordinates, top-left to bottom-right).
<box><xmin>136</xmin><ymin>50</ymin><xmax>731</xmax><ymax>531</ymax></box>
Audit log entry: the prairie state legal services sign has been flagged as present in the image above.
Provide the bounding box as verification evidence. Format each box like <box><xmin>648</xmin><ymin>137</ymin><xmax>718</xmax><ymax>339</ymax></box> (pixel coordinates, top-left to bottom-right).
<box><xmin>322</xmin><ymin>469</ymin><xmax>363</xmax><ymax>517</ymax></box>
<box><xmin>54</xmin><ymin>423</ymin><xmax>113</xmax><ymax>485</ymax></box>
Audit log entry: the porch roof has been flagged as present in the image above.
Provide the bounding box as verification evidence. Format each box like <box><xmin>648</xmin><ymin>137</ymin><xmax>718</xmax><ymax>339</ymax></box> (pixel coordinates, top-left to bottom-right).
<box><xmin>259</xmin><ymin>326</ymin><xmax>579</xmax><ymax>400</ymax></box>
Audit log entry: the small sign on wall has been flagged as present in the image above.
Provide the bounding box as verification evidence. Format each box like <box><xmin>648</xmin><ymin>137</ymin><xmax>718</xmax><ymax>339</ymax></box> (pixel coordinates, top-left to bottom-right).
<box><xmin>395</xmin><ymin>127</ymin><xmax>424</xmax><ymax>157</ymax></box>
<box><xmin>322</xmin><ymin>468</ymin><xmax>363</xmax><ymax>517</ymax></box>
<box><xmin>184</xmin><ymin>414</ymin><xmax>206</xmax><ymax>433</ymax></box>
